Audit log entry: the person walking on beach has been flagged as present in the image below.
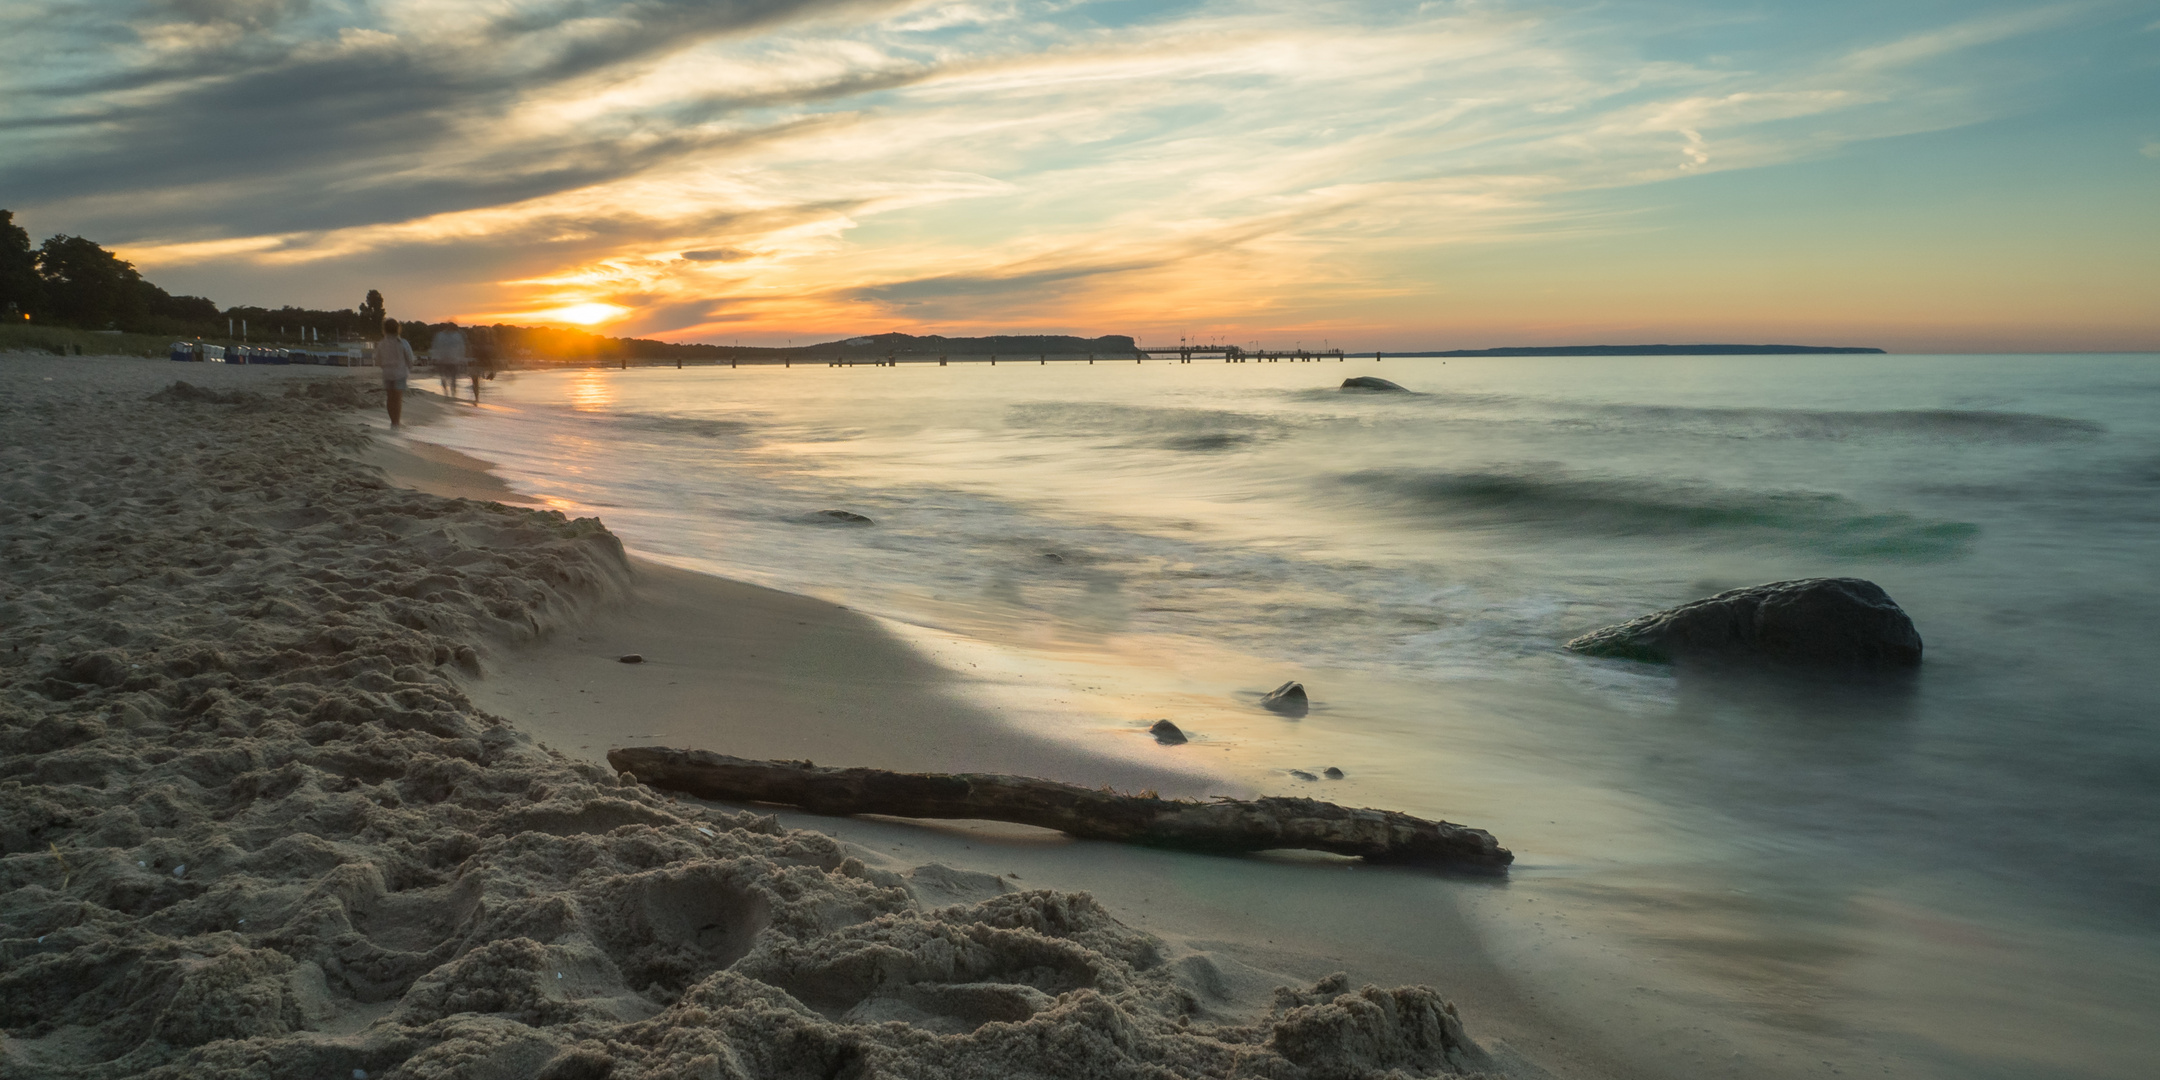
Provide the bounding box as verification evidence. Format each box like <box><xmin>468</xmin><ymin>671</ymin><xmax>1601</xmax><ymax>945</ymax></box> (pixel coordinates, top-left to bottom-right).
<box><xmin>433</xmin><ymin>324</ymin><xmax>471</xmax><ymax>402</ymax></box>
<box><xmin>378</xmin><ymin>319</ymin><xmax>415</xmax><ymax>428</ymax></box>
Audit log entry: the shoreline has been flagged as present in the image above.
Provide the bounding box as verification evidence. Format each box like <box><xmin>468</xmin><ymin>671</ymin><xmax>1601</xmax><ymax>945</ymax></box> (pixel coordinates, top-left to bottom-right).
<box><xmin>362</xmin><ymin>390</ymin><xmax>1239</xmax><ymax>796</ymax></box>
<box><xmin>368</xmin><ymin>377</ymin><xmax>1619</xmax><ymax>1080</ymax></box>
<box><xmin>1</xmin><ymin>354</ymin><xmax>1579</xmax><ymax>1080</ymax></box>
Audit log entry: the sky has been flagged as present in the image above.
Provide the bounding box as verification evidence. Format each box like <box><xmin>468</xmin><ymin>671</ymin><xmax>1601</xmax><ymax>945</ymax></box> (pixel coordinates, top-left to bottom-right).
<box><xmin>2</xmin><ymin>0</ymin><xmax>2155</xmax><ymax>352</ymax></box>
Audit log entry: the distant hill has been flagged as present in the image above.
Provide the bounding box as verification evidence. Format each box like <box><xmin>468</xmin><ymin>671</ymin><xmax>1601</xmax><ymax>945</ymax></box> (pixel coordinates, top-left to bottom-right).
<box><xmin>1386</xmin><ymin>344</ymin><xmax>1885</xmax><ymax>357</ymax></box>
<box><xmin>809</xmin><ymin>332</ymin><xmax>1137</xmax><ymax>356</ymax></box>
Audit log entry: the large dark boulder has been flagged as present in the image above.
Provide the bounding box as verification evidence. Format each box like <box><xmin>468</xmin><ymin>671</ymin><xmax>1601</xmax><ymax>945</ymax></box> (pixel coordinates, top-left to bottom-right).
<box><xmin>1565</xmin><ymin>578</ymin><xmax>1922</xmax><ymax>668</ymax></box>
<box><xmin>1341</xmin><ymin>376</ymin><xmax>1408</xmax><ymax>392</ymax></box>
<box><xmin>1260</xmin><ymin>681</ymin><xmax>1309</xmax><ymax>716</ymax></box>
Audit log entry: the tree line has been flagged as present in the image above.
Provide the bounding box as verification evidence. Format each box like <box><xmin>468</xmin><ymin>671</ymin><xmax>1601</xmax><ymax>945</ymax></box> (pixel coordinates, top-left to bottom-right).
<box><xmin>2</xmin><ymin>211</ymin><xmax>221</xmax><ymax>334</ymax></box>
<box><xmin>0</xmin><ymin>213</ymin><xmax>448</xmax><ymax>347</ymax></box>
<box><xmin>0</xmin><ymin>211</ymin><xmax>730</xmax><ymax>359</ymax></box>
<box><xmin>2</xmin><ymin>209</ymin><xmax>1135</xmax><ymax>364</ymax></box>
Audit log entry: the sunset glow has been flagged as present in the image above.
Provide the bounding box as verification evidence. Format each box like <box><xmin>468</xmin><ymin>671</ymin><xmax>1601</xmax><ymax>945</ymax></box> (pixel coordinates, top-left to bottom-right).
<box><xmin>529</xmin><ymin>303</ymin><xmax>633</xmax><ymax>327</ymax></box>
<box><xmin>3</xmin><ymin>1</ymin><xmax>2154</xmax><ymax>351</ymax></box>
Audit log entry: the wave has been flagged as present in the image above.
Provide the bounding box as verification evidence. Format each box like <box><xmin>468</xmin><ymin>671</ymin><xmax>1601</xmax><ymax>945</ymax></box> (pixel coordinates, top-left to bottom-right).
<box><xmin>611</xmin><ymin>412</ymin><xmax>756</xmax><ymax>440</ymax></box>
<box><xmin>1278</xmin><ymin>387</ymin><xmax>2103</xmax><ymax>442</ymax></box>
<box><xmin>1004</xmin><ymin>402</ymin><xmax>1277</xmax><ymax>452</ymax></box>
<box><xmin>1281</xmin><ymin>385</ymin><xmax>1464</xmax><ymax>405</ymax></box>
<box><xmin>1581</xmin><ymin>405</ymin><xmax>2104</xmax><ymax>442</ymax></box>
<box><xmin>1338</xmin><ymin>467</ymin><xmax>1979</xmax><ymax>557</ymax></box>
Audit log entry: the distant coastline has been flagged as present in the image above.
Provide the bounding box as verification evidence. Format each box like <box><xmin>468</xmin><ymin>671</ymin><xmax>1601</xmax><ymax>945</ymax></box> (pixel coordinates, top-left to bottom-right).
<box><xmin>1384</xmin><ymin>344</ymin><xmax>1886</xmax><ymax>357</ymax></box>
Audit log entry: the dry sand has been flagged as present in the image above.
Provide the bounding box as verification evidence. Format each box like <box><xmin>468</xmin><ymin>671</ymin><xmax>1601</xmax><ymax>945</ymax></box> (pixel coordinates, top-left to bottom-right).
<box><xmin>0</xmin><ymin>356</ymin><xmax>1518</xmax><ymax>1079</ymax></box>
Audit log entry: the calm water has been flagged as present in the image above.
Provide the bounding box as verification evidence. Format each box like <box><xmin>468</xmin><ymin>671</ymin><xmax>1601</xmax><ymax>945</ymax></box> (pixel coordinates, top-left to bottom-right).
<box><xmin>418</xmin><ymin>354</ymin><xmax>2159</xmax><ymax>1078</ymax></box>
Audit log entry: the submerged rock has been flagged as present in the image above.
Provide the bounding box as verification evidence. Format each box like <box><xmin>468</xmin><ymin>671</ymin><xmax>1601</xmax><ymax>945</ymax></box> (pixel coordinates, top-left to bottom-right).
<box><xmin>1148</xmin><ymin>719</ymin><xmax>1188</xmax><ymax>745</ymax></box>
<box><xmin>1565</xmin><ymin>577</ymin><xmax>1923</xmax><ymax>668</ymax></box>
<box><xmin>619</xmin><ymin>654</ymin><xmax>644</xmax><ymax>664</ymax></box>
<box><xmin>1341</xmin><ymin>376</ymin><xmax>1408</xmax><ymax>392</ymax></box>
<box><xmin>809</xmin><ymin>509</ymin><xmax>873</xmax><ymax>525</ymax></box>
<box><xmin>1289</xmin><ymin>769</ymin><xmax>1319</xmax><ymax>781</ymax></box>
<box><xmin>1260</xmin><ymin>680</ymin><xmax>1309</xmax><ymax>716</ymax></box>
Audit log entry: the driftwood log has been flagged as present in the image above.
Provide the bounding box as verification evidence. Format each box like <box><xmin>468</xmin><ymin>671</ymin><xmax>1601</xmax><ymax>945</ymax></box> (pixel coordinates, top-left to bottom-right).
<box><xmin>607</xmin><ymin>747</ymin><xmax>1512</xmax><ymax>871</ymax></box>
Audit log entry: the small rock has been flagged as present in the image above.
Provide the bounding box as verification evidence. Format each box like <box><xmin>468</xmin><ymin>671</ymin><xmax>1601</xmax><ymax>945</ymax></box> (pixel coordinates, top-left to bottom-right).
<box><xmin>1289</xmin><ymin>769</ymin><xmax>1319</xmax><ymax>781</ymax></box>
<box><xmin>1341</xmin><ymin>376</ymin><xmax>1408</xmax><ymax>392</ymax></box>
<box><xmin>618</xmin><ymin>653</ymin><xmax>644</xmax><ymax>664</ymax></box>
<box><xmin>1041</xmin><ymin>552</ymin><xmax>1065</xmax><ymax>562</ymax></box>
<box><xmin>811</xmin><ymin>509</ymin><xmax>874</xmax><ymax>525</ymax></box>
<box><xmin>1148</xmin><ymin>719</ymin><xmax>1188</xmax><ymax>745</ymax></box>
<box><xmin>1323</xmin><ymin>767</ymin><xmax>1344</xmax><ymax>779</ymax></box>
<box><xmin>1260</xmin><ymin>680</ymin><xmax>1309</xmax><ymax>716</ymax></box>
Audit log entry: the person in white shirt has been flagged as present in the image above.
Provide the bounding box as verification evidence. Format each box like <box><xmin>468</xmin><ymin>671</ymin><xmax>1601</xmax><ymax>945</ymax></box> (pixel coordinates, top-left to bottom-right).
<box><xmin>432</xmin><ymin>325</ymin><xmax>470</xmax><ymax>401</ymax></box>
<box><xmin>378</xmin><ymin>319</ymin><xmax>416</xmax><ymax>428</ymax></box>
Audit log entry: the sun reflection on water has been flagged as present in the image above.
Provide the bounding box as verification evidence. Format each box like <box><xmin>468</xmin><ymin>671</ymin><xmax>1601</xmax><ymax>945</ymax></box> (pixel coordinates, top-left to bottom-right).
<box><xmin>567</xmin><ymin>371</ymin><xmax>615</xmax><ymax>412</ymax></box>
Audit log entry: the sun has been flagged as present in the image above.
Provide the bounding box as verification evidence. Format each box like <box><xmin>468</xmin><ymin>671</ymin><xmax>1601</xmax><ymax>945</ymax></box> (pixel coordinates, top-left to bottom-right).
<box><xmin>536</xmin><ymin>302</ymin><xmax>631</xmax><ymax>326</ymax></box>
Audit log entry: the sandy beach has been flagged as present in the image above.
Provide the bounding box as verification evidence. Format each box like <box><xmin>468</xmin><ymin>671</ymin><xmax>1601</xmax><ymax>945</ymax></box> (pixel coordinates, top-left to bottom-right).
<box><xmin>1</xmin><ymin>355</ymin><xmax>1570</xmax><ymax>1079</ymax></box>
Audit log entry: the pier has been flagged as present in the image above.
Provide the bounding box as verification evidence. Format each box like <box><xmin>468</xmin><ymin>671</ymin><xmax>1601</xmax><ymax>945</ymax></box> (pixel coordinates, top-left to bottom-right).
<box><xmin>1136</xmin><ymin>345</ymin><xmax>1348</xmax><ymax>363</ymax></box>
<box><xmin>519</xmin><ymin>346</ymin><xmax>1375</xmax><ymax>370</ymax></box>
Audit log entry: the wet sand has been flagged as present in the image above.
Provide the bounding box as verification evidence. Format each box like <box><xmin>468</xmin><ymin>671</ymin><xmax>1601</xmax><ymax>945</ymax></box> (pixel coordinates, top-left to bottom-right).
<box><xmin>372</xmin><ymin>385</ymin><xmax>1637</xmax><ymax>1080</ymax></box>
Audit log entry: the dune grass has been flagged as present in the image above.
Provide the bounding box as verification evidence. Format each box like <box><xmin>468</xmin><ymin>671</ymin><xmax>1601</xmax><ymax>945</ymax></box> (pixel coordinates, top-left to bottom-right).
<box><xmin>0</xmin><ymin>323</ymin><xmax>185</xmax><ymax>358</ymax></box>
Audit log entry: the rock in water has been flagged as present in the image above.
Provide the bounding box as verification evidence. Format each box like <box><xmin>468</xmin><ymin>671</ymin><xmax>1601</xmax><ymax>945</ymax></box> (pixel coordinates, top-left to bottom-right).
<box><xmin>1261</xmin><ymin>680</ymin><xmax>1309</xmax><ymax>716</ymax></box>
<box><xmin>618</xmin><ymin>653</ymin><xmax>644</xmax><ymax>664</ymax></box>
<box><xmin>810</xmin><ymin>509</ymin><xmax>873</xmax><ymax>525</ymax></box>
<box><xmin>1341</xmin><ymin>376</ymin><xmax>1408</xmax><ymax>392</ymax></box>
<box><xmin>1565</xmin><ymin>577</ymin><xmax>1923</xmax><ymax>668</ymax></box>
<box><xmin>1323</xmin><ymin>767</ymin><xmax>1345</xmax><ymax>779</ymax></box>
<box><xmin>1148</xmin><ymin>719</ymin><xmax>1188</xmax><ymax>745</ymax></box>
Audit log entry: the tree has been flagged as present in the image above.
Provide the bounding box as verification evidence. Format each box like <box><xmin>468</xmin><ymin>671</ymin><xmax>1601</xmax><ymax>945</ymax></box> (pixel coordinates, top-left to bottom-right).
<box><xmin>359</xmin><ymin>289</ymin><xmax>385</xmax><ymax>334</ymax></box>
<box><xmin>36</xmin><ymin>235</ymin><xmax>153</xmax><ymax>329</ymax></box>
<box><xmin>162</xmin><ymin>294</ymin><xmax>219</xmax><ymax>323</ymax></box>
<box><xmin>31</xmin><ymin>233</ymin><xmax>211</xmax><ymax>333</ymax></box>
<box><xmin>0</xmin><ymin>210</ymin><xmax>43</xmax><ymax>320</ymax></box>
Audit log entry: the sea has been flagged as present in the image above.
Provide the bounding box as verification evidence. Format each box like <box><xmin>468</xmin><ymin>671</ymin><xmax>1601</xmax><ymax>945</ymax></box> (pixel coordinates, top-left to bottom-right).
<box><xmin>414</xmin><ymin>353</ymin><xmax>2159</xmax><ymax>1079</ymax></box>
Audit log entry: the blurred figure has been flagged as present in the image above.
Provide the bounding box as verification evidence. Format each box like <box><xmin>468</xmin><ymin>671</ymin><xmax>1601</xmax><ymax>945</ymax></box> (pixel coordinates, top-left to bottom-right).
<box><xmin>471</xmin><ymin>325</ymin><xmax>500</xmax><ymax>385</ymax></box>
<box><xmin>378</xmin><ymin>319</ymin><xmax>415</xmax><ymax>428</ymax></box>
<box><xmin>433</xmin><ymin>324</ymin><xmax>473</xmax><ymax>402</ymax></box>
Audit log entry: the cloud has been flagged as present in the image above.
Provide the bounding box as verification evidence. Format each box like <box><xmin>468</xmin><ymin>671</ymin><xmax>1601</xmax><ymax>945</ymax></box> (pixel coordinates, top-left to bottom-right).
<box><xmin>0</xmin><ymin>0</ymin><xmax>896</xmax><ymax>232</ymax></box>
<box><xmin>1838</xmin><ymin>3</ymin><xmax>2085</xmax><ymax>71</ymax></box>
<box><xmin>851</xmin><ymin>258</ymin><xmax>1163</xmax><ymax>304</ymax></box>
<box><xmin>158</xmin><ymin>0</ymin><xmax>311</xmax><ymax>30</ymax></box>
<box><xmin>0</xmin><ymin>0</ymin><xmax>2122</xmax><ymax>340</ymax></box>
